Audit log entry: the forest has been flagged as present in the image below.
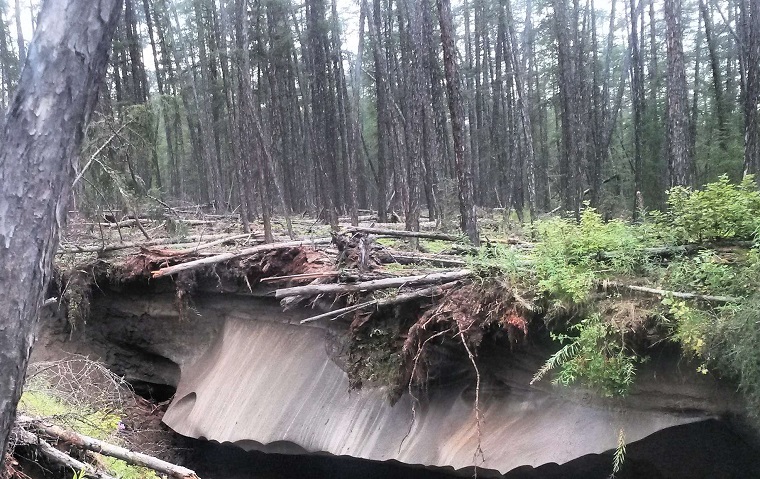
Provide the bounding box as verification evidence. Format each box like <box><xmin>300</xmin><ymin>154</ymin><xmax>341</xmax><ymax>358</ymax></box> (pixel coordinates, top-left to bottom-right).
<box><xmin>0</xmin><ymin>0</ymin><xmax>757</xmax><ymax>243</ymax></box>
<box><xmin>1</xmin><ymin>0</ymin><xmax>760</xmax><ymax>477</ymax></box>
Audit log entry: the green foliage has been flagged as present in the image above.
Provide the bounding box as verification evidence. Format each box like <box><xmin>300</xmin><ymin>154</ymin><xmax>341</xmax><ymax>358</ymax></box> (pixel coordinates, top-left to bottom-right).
<box><xmin>20</xmin><ymin>366</ymin><xmax>159</xmax><ymax>479</ymax></box>
<box><xmin>348</xmin><ymin>322</ymin><xmax>403</xmax><ymax>393</ymax></box>
<box><xmin>100</xmin><ymin>457</ymin><xmax>159</xmax><ymax>479</ymax></box>
<box><xmin>653</xmin><ymin>175</ymin><xmax>760</xmax><ymax>243</ymax></box>
<box><xmin>467</xmin><ymin>244</ymin><xmax>521</xmax><ymax>280</ymax></box>
<box><xmin>19</xmin><ymin>389</ymin><xmax>120</xmax><ymax>439</ymax></box>
<box><xmin>665</xmin><ymin>296</ymin><xmax>760</xmax><ymax>417</ymax></box>
<box><xmin>710</xmin><ymin>299</ymin><xmax>760</xmax><ymax>418</ymax></box>
<box><xmin>533</xmin><ymin>315</ymin><xmax>638</xmax><ymax>397</ymax></box>
<box><xmin>532</xmin><ymin>207</ymin><xmax>648</xmax><ymax>304</ymax></box>
<box><xmin>664</xmin><ymin>249</ymin><xmax>760</xmax><ymax>299</ymax></box>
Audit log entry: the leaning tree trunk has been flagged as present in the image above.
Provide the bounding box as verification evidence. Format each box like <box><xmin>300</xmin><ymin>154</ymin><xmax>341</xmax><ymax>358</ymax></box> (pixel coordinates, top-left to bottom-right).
<box><xmin>0</xmin><ymin>0</ymin><xmax>122</xmax><ymax>464</ymax></box>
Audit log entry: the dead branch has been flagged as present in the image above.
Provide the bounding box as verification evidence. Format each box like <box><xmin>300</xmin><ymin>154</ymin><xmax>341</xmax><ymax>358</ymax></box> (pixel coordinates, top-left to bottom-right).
<box><xmin>146</xmin><ymin>233</ymin><xmax>255</xmax><ymax>256</ymax></box>
<box><xmin>58</xmin><ymin>233</ymin><xmax>257</xmax><ymax>254</ymax></box>
<box><xmin>375</xmin><ymin>249</ymin><xmax>468</xmax><ymax>267</ymax></box>
<box><xmin>260</xmin><ymin>271</ymin><xmax>342</xmax><ymax>283</ymax></box>
<box><xmin>344</xmin><ymin>226</ymin><xmax>463</xmax><ymax>242</ymax></box>
<box><xmin>17</xmin><ymin>418</ymin><xmax>200</xmax><ymax>479</ymax></box>
<box><xmin>14</xmin><ymin>428</ymin><xmax>117</xmax><ymax>479</ymax></box>
<box><xmin>151</xmin><ymin>238</ymin><xmax>333</xmax><ymax>278</ymax></box>
<box><xmin>600</xmin><ymin>280</ymin><xmax>741</xmax><ymax>303</ymax></box>
<box><xmin>300</xmin><ymin>282</ymin><xmax>458</xmax><ymax>324</ymax></box>
<box><xmin>276</xmin><ymin>270</ymin><xmax>471</xmax><ymax>299</ymax></box>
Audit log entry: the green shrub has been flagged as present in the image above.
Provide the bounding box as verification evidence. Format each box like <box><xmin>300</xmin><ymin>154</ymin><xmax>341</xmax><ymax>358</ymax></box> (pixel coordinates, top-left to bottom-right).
<box><xmin>532</xmin><ymin>207</ymin><xmax>648</xmax><ymax>304</ymax></box>
<box><xmin>653</xmin><ymin>174</ymin><xmax>760</xmax><ymax>243</ymax></box>
<box><xmin>532</xmin><ymin>315</ymin><xmax>638</xmax><ymax>397</ymax></box>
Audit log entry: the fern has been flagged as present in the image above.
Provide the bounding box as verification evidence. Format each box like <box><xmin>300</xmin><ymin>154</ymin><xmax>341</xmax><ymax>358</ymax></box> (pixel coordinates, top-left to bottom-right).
<box><xmin>530</xmin><ymin>341</ymin><xmax>579</xmax><ymax>385</ymax></box>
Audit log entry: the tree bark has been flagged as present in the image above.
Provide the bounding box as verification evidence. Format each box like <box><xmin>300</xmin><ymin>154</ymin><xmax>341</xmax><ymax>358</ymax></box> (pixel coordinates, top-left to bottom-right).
<box><xmin>0</xmin><ymin>0</ymin><xmax>122</xmax><ymax>463</ymax></box>
<box><xmin>664</xmin><ymin>0</ymin><xmax>692</xmax><ymax>186</ymax></box>
<box><xmin>436</xmin><ymin>0</ymin><xmax>479</xmax><ymax>245</ymax></box>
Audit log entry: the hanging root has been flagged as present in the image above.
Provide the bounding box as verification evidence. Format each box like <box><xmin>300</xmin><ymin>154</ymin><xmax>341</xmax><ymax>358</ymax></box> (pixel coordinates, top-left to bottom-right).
<box><xmin>460</xmin><ymin>330</ymin><xmax>485</xmax><ymax>469</ymax></box>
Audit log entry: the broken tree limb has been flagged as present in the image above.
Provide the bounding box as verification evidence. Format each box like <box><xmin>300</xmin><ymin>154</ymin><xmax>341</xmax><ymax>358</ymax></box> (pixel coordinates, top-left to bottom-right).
<box><xmin>343</xmin><ymin>226</ymin><xmax>463</xmax><ymax>242</ymax></box>
<box><xmin>151</xmin><ymin>238</ymin><xmax>333</xmax><ymax>278</ymax></box>
<box><xmin>375</xmin><ymin>249</ymin><xmax>468</xmax><ymax>267</ymax></box>
<box><xmin>18</xmin><ymin>418</ymin><xmax>200</xmax><ymax>479</ymax></box>
<box><xmin>300</xmin><ymin>282</ymin><xmax>459</xmax><ymax>324</ymax></box>
<box><xmin>58</xmin><ymin>233</ymin><xmax>259</xmax><ymax>254</ymax></box>
<box><xmin>600</xmin><ymin>280</ymin><xmax>741</xmax><ymax>303</ymax></box>
<box><xmin>146</xmin><ymin>233</ymin><xmax>255</xmax><ymax>256</ymax></box>
<box><xmin>276</xmin><ymin>269</ymin><xmax>472</xmax><ymax>299</ymax></box>
<box><xmin>260</xmin><ymin>271</ymin><xmax>341</xmax><ymax>283</ymax></box>
<box><xmin>14</xmin><ymin>428</ymin><xmax>117</xmax><ymax>479</ymax></box>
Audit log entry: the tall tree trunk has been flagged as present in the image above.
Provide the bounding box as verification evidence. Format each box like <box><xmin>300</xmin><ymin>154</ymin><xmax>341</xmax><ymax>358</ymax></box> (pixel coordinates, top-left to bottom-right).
<box><xmin>437</xmin><ymin>0</ymin><xmax>479</xmax><ymax>245</ymax></box>
<box><xmin>741</xmin><ymin>0</ymin><xmax>760</xmax><ymax>177</ymax></box>
<box><xmin>0</xmin><ymin>0</ymin><xmax>122</xmax><ymax>462</ymax></box>
<box><xmin>13</xmin><ymin>0</ymin><xmax>24</xmax><ymax>66</ymax></box>
<box><xmin>664</xmin><ymin>0</ymin><xmax>692</xmax><ymax>186</ymax></box>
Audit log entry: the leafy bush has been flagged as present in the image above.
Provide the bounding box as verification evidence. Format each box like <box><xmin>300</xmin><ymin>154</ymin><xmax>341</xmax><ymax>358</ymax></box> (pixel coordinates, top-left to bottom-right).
<box><xmin>653</xmin><ymin>174</ymin><xmax>760</xmax><ymax>243</ymax></box>
<box><xmin>710</xmin><ymin>299</ymin><xmax>760</xmax><ymax>418</ymax></box>
<box><xmin>532</xmin><ymin>207</ymin><xmax>648</xmax><ymax>304</ymax></box>
<box><xmin>532</xmin><ymin>315</ymin><xmax>638</xmax><ymax>397</ymax></box>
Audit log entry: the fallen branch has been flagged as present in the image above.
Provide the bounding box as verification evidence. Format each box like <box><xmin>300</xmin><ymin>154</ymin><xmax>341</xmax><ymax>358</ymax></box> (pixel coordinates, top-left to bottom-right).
<box><xmin>375</xmin><ymin>249</ymin><xmax>467</xmax><ymax>268</ymax></box>
<box><xmin>300</xmin><ymin>282</ymin><xmax>458</xmax><ymax>324</ymax></box>
<box><xmin>145</xmin><ymin>233</ymin><xmax>255</xmax><ymax>256</ymax></box>
<box><xmin>18</xmin><ymin>418</ymin><xmax>200</xmax><ymax>479</ymax></box>
<box><xmin>151</xmin><ymin>238</ymin><xmax>333</xmax><ymax>278</ymax></box>
<box><xmin>276</xmin><ymin>269</ymin><xmax>472</xmax><ymax>299</ymax></box>
<box><xmin>344</xmin><ymin>226</ymin><xmax>463</xmax><ymax>242</ymax></box>
<box><xmin>59</xmin><ymin>233</ymin><xmax>257</xmax><ymax>254</ymax></box>
<box><xmin>260</xmin><ymin>271</ymin><xmax>341</xmax><ymax>283</ymax></box>
<box><xmin>600</xmin><ymin>280</ymin><xmax>741</xmax><ymax>303</ymax></box>
<box><xmin>14</xmin><ymin>428</ymin><xmax>117</xmax><ymax>479</ymax></box>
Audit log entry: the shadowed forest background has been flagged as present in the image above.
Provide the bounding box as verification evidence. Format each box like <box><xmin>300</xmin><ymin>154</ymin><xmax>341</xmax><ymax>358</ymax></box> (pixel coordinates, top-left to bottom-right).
<box><xmin>0</xmin><ymin>0</ymin><xmax>758</xmax><ymax>242</ymax></box>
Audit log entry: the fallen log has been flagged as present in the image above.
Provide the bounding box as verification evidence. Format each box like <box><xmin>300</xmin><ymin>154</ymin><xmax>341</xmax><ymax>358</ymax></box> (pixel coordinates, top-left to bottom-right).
<box><xmin>145</xmin><ymin>233</ymin><xmax>255</xmax><ymax>256</ymax></box>
<box><xmin>344</xmin><ymin>226</ymin><xmax>463</xmax><ymax>242</ymax></box>
<box><xmin>58</xmin><ymin>233</ymin><xmax>253</xmax><ymax>254</ymax></box>
<box><xmin>300</xmin><ymin>282</ymin><xmax>458</xmax><ymax>324</ymax></box>
<box><xmin>275</xmin><ymin>269</ymin><xmax>472</xmax><ymax>299</ymax></box>
<box><xmin>375</xmin><ymin>249</ymin><xmax>468</xmax><ymax>267</ymax></box>
<box><xmin>259</xmin><ymin>271</ymin><xmax>341</xmax><ymax>283</ymax></box>
<box><xmin>151</xmin><ymin>238</ymin><xmax>333</xmax><ymax>278</ymax></box>
<box><xmin>18</xmin><ymin>418</ymin><xmax>200</xmax><ymax>479</ymax></box>
<box><xmin>600</xmin><ymin>280</ymin><xmax>740</xmax><ymax>303</ymax></box>
<box><xmin>14</xmin><ymin>428</ymin><xmax>117</xmax><ymax>479</ymax></box>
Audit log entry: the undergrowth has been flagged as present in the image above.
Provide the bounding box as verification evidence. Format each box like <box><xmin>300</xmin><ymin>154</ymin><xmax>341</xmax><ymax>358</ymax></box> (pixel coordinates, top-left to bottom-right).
<box><xmin>18</xmin><ymin>360</ymin><xmax>160</xmax><ymax>479</ymax></box>
<box><xmin>511</xmin><ymin>177</ymin><xmax>760</xmax><ymax>415</ymax></box>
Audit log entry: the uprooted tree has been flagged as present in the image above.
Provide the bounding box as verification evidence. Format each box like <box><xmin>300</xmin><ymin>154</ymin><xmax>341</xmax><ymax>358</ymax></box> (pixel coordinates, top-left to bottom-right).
<box><xmin>0</xmin><ymin>0</ymin><xmax>123</xmax><ymax>466</ymax></box>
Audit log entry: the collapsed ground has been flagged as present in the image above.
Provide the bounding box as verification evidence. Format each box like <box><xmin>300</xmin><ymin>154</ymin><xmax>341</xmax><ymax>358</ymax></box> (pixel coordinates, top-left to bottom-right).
<box><xmin>9</xmin><ymin>175</ymin><xmax>760</xmax><ymax>478</ymax></box>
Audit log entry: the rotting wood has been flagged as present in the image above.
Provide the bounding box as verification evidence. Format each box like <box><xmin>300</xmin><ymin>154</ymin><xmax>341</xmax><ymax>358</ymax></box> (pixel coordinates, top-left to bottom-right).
<box><xmin>151</xmin><ymin>238</ymin><xmax>333</xmax><ymax>278</ymax></box>
<box><xmin>18</xmin><ymin>418</ymin><xmax>200</xmax><ymax>479</ymax></box>
<box><xmin>343</xmin><ymin>226</ymin><xmax>464</xmax><ymax>241</ymax></box>
<box><xmin>300</xmin><ymin>282</ymin><xmax>458</xmax><ymax>323</ymax></box>
<box><xmin>600</xmin><ymin>280</ymin><xmax>741</xmax><ymax>303</ymax></box>
<box><xmin>14</xmin><ymin>428</ymin><xmax>117</xmax><ymax>479</ymax></box>
<box><xmin>275</xmin><ymin>270</ymin><xmax>472</xmax><ymax>299</ymax></box>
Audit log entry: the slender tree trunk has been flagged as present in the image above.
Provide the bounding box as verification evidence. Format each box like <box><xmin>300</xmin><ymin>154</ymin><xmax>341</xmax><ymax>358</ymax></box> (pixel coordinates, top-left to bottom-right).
<box><xmin>437</xmin><ymin>0</ymin><xmax>479</xmax><ymax>245</ymax></box>
<box><xmin>664</xmin><ymin>0</ymin><xmax>692</xmax><ymax>186</ymax></box>
<box><xmin>0</xmin><ymin>0</ymin><xmax>122</xmax><ymax>463</ymax></box>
